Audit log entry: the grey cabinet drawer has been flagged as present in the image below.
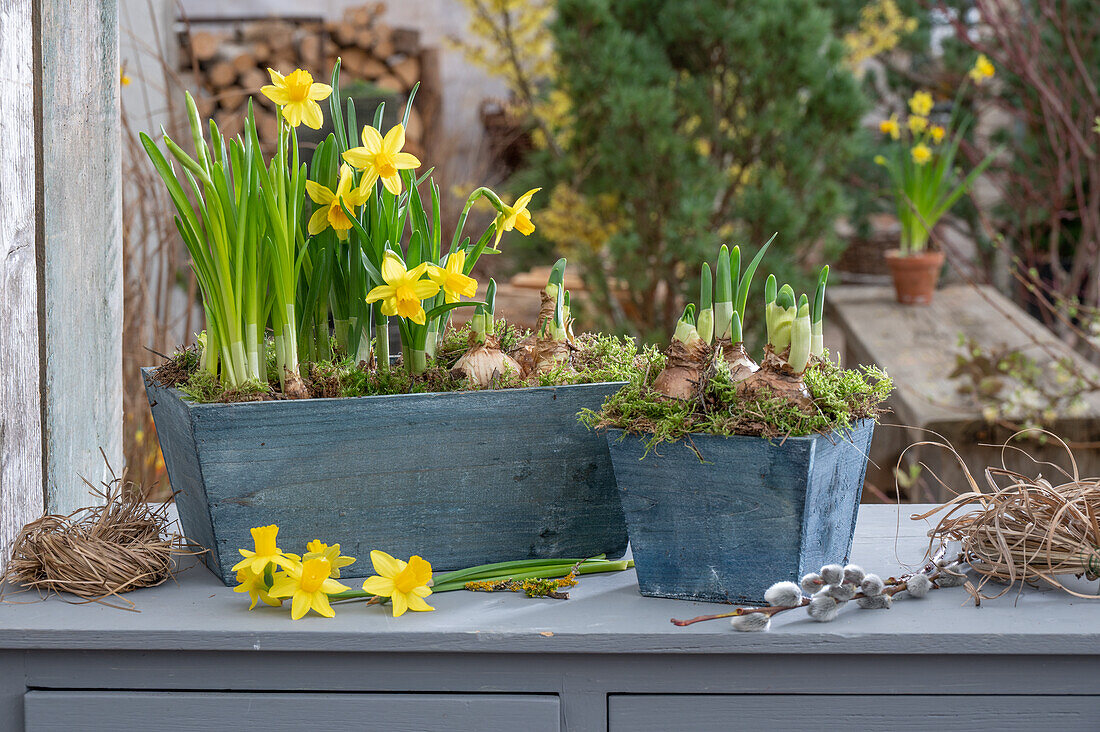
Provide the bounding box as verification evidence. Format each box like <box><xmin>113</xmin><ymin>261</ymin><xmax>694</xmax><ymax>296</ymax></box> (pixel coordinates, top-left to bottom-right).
<box><xmin>25</xmin><ymin>690</ymin><xmax>560</xmax><ymax>731</ymax></box>
<box><xmin>609</xmin><ymin>694</ymin><xmax>1100</xmax><ymax>731</ymax></box>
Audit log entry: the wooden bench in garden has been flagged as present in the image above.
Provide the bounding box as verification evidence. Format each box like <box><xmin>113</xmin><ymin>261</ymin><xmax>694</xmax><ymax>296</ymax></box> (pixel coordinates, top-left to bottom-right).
<box><xmin>1</xmin><ymin>504</ymin><xmax>1098</xmax><ymax>731</ymax></box>
<box><xmin>829</xmin><ymin>285</ymin><xmax>1100</xmax><ymax>501</ymax></box>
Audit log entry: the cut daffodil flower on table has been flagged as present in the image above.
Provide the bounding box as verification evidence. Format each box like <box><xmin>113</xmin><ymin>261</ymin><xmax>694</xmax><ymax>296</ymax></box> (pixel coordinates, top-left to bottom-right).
<box><xmin>303</xmin><ymin>540</ymin><xmax>356</xmax><ymax>578</ymax></box>
<box><xmin>234</xmin><ymin>568</ymin><xmax>282</xmax><ymax>610</ymax></box>
<box><xmin>231</xmin><ymin>525</ymin><xmax>295</xmax><ymax>575</ymax></box>
<box><xmin>365</xmin><ymin>252</ymin><xmax>440</xmax><ymax>325</ymax></box>
<box><xmin>492</xmin><ymin>187</ymin><xmax>541</xmax><ymax>247</ymax></box>
<box><xmin>260</xmin><ymin>68</ymin><xmax>332</xmax><ymax>129</ymax></box>
<box><xmin>305</xmin><ymin>164</ymin><xmax>370</xmax><ymax>239</ymax></box>
<box><xmin>343</xmin><ymin>123</ymin><xmax>421</xmax><ymax>196</ymax></box>
<box><xmin>360</xmin><ymin>550</ymin><xmax>435</xmax><ymax>618</ymax></box>
<box><xmin>428</xmin><ymin>250</ymin><xmax>478</xmax><ymax>304</ymax></box>
<box><xmin>270</xmin><ymin>557</ymin><xmax>351</xmax><ymax>620</ymax></box>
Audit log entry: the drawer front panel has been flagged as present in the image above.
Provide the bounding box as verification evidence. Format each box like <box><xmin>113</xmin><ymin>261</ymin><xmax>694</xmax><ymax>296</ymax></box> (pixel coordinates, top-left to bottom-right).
<box><xmin>609</xmin><ymin>694</ymin><xmax>1100</xmax><ymax>731</ymax></box>
<box><xmin>25</xmin><ymin>690</ymin><xmax>559</xmax><ymax>732</ymax></box>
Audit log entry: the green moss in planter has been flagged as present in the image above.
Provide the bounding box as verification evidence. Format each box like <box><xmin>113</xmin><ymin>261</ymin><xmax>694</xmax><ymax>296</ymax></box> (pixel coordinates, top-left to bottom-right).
<box><xmin>155</xmin><ymin>319</ymin><xmax>650</xmax><ymax>403</ymax></box>
<box><xmin>579</xmin><ymin>352</ymin><xmax>892</xmax><ymax>451</ymax></box>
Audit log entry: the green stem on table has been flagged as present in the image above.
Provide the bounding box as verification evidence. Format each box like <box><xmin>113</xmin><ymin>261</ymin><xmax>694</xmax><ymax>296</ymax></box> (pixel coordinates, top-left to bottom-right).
<box><xmin>328</xmin><ymin>558</ymin><xmax>634</xmax><ymax>603</ymax></box>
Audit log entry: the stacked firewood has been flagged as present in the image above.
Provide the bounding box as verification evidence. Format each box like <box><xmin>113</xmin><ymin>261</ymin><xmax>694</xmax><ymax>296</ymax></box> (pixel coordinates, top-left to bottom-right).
<box><xmin>178</xmin><ymin>4</ymin><xmax>439</xmax><ymax>157</ymax></box>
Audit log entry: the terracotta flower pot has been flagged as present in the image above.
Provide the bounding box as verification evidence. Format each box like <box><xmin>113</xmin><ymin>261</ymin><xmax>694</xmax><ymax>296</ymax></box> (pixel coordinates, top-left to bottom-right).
<box><xmin>884</xmin><ymin>249</ymin><xmax>945</xmax><ymax>305</ymax></box>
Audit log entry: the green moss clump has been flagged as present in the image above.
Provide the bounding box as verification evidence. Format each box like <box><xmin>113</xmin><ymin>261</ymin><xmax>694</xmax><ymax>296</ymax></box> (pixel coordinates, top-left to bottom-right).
<box><xmin>159</xmin><ymin>318</ymin><xmax>652</xmax><ymax>403</ymax></box>
<box><xmin>579</xmin><ymin>352</ymin><xmax>892</xmax><ymax>450</ymax></box>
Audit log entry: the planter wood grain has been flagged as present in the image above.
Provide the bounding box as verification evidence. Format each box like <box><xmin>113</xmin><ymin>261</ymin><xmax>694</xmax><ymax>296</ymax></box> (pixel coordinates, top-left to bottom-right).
<box><xmin>143</xmin><ymin>368</ymin><xmax>628</xmax><ymax>585</ymax></box>
<box><xmin>607</xmin><ymin>421</ymin><xmax>875</xmax><ymax>604</ymax></box>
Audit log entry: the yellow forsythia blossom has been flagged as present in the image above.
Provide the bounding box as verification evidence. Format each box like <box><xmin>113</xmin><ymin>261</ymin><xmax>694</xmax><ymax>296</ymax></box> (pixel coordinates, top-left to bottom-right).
<box><xmin>969</xmin><ymin>54</ymin><xmax>995</xmax><ymax>85</ymax></box>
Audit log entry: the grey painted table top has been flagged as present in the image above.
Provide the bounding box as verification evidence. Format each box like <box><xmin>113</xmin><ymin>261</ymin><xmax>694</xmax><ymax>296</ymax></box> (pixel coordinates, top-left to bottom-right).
<box><xmin>1</xmin><ymin>505</ymin><xmax>1097</xmax><ymax>656</ymax></box>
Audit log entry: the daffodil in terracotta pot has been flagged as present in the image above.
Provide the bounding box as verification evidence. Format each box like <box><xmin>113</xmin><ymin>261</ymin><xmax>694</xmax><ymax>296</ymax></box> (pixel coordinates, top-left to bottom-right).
<box><xmin>876</xmin><ymin>55</ymin><xmax>997</xmax><ymax>305</ymax></box>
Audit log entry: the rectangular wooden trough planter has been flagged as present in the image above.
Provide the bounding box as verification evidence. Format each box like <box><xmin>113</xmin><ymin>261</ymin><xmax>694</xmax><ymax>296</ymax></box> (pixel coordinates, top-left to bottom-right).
<box><xmin>143</xmin><ymin>368</ymin><xmax>629</xmax><ymax>586</ymax></box>
<box><xmin>607</xmin><ymin>420</ymin><xmax>875</xmax><ymax>604</ymax></box>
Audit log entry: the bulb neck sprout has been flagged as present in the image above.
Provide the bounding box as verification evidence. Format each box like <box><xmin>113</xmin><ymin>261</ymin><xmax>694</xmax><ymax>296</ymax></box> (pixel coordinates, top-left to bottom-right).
<box><xmin>653</xmin><ymin>304</ymin><xmax>713</xmax><ymax>400</ymax></box>
<box><xmin>451</xmin><ymin>278</ymin><xmax>522</xmax><ymax>387</ymax></box>
<box><xmin>510</xmin><ymin>258</ymin><xmax>574</xmax><ymax>379</ymax></box>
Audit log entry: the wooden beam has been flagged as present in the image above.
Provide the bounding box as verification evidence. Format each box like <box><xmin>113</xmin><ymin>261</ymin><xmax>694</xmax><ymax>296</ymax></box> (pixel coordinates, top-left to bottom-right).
<box><xmin>37</xmin><ymin>0</ymin><xmax>123</xmax><ymax>513</ymax></box>
<box><xmin>0</xmin><ymin>0</ymin><xmax>44</xmax><ymax>568</ymax></box>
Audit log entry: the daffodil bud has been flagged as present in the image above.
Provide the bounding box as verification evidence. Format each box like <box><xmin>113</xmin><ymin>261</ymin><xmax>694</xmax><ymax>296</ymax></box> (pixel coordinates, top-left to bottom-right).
<box><xmin>807</xmin><ymin>594</ymin><xmax>839</xmax><ymax>622</ymax></box>
<box><xmin>906</xmin><ymin>573</ymin><xmax>932</xmax><ymax>598</ymax></box>
<box><xmin>764</xmin><ymin>581</ymin><xmax>803</xmax><ymax>608</ymax></box>
<box><xmin>730</xmin><ymin>612</ymin><xmax>771</xmax><ymax>632</ymax></box>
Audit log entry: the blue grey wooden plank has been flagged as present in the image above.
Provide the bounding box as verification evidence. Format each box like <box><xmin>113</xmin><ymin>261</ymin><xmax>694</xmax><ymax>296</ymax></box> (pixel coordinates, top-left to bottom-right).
<box><xmin>609</xmin><ymin>694</ymin><xmax>1100</xmax><ymax>732</ymax></box>
<box><xmin>24</xmin><ymin>691</ymin><xmax>560</xmax><ymax>732</ymax></box>
<box><xmin>145</xmin><ymin>369</ymin><xmax>628</xmax><ymax>583</ymax></box>
<box><xmin>0</xmin><ymin>0</ymin><xmax>45</xmax><ymax>576</ymax></box>
<box><xmin>39</xmin><ymin>0</ymin><xmax>122</xmax><ymax>513</ymax></box>
<box><xmin>1</xmin><ymin>506</ymin><xmax>1099</xmax><ymax>656</ymax></box>
<box><xmin>607</xmin><ymin>422</ymin><xmax>873</xmax><ymax>604</ymax></box>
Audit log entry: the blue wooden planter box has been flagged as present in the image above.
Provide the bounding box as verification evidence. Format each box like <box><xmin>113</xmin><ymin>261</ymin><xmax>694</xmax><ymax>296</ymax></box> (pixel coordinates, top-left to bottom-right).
<box><xmin>606</xmin><ymin>420</ymin><xmax>875</xmax><ymax>604</ymax></box>
<box><xmin>143</xmin><ymin>368</ymin><xmax>628</xmax><ymax>586</ymax></box>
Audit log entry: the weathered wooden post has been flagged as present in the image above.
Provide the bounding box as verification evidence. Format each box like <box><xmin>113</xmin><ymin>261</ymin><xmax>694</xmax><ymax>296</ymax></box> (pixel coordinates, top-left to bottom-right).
<box><xmin>0</xmin><ymin>0</ymin><xmax>122</xmax><ymax>569</ymax></box>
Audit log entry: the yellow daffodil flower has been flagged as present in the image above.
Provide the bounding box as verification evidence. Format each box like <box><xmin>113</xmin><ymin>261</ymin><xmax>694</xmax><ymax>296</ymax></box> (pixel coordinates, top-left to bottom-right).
<box><xmin>911</xmin><ymin>144</ymin><xmax>932</xmax><ymax>165</ymax></box>
<box><xmin>260</xmin><ymin>68</ymin><xmax>333</xmax><ymax>130</ymax></box>
<box><xmin>303</xmin><ymin>540</ymin><xmax>356</xmax><ymax>578</ymax></box>
<box><xmin>908</xmin><ymin>115</ymin><xmax>928</xmax><ymax>134</ymax></box>
<box><xmin>306</xmin><ymin>164</ymin><xmax>370</xmax><ymax>240</ymax></box>
<box><xmin>909</xmin><ymin>90</ymin><xmax>934</xmax><ymax>117</ymax></box>
<box><xmin>233</xmin><ymin>568</ymin><xmax>282</xmax><ymax>610</ymax></box>
<box><xmin>365</xmin><ymin>252</ymin><xmax>440</xmax><ymax>324</ymax></box>
<box><xmin>231</xmin><ymin>525</ymin><xmax>295</xmax><ymax>574</ymax></box>
<box><xmin>969</xmin><ymin>54</ymin><xmax>995</xmax><ymax>85</ymax></box>
<box><xmin>269</xmin><ymin>557</ymin><xmax>350</xmax><ymax>620</ymax></box>
<box><xmin>493</xmin><ymin>188</ymin><xmax>541</xmax><ymax>247</ymax></box>
<box><xmin>873</xmin><ymin>155</ymin><xmax>887</xmax><ymax>166</ymax></box>
<box><xmin>360</xmin><ymin>550</ymin><xmax>434</xmax><ymax>618</ymax></box>
<box><xmin>930</xmin><ymin>125</ymin><xmax>946</xmax><ymax>144</ymax></box>
<box><xmin>879</xmin><ymin>113</ymin><xmax>900</xmax><ymax>140</ymax></box>
<box><xmin>427</xmin><ymin>250</ymin><xmax>478</xmax><ymax>304</ymax></box>
<box><xmin>342</xmin><ymin>123</ymin><xmax>421</xmax><ymax>196</ymax></box>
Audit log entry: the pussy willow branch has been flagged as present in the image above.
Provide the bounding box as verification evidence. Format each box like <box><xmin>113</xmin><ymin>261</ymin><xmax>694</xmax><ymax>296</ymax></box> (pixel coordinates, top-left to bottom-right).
<box><xmin>670</xmin><ymin>548</ymin><xmax>957</xmax><ymax>627</ymax></box>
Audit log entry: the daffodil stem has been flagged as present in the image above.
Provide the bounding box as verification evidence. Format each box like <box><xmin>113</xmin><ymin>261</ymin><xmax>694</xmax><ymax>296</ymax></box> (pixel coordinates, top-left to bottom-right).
<box><xmin>407</xmin><ymin>348</ymin><xmax>428</xmax><ymax>375</ymax></box>
<box><xmin>327</xmin><ymin>559</ymin><xmax>634</xmax><ymax>602</ymax></box>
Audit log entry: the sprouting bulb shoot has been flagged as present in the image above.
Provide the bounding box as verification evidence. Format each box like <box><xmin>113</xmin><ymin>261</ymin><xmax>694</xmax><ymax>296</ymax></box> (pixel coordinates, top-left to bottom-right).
<box><xmin>715</xmin><ymin>246</ymin><xmax>734</xmax><ymax>339</ymax></box>
<box><xmin>811</xmin><ymin>265</ymin><xmax>828</xmax><ymax>357</ymax></box>
<box><xmin>673</xmin><ymin>303</ymin><xmax>700</xmax><ymax>344</ymax></box>
<box><xmin>697</xmin><ymin>263</ymin><xmax>714</xmax><ymax>344</ymax></box>
<box><xmin>788</xmin><ymin>299</ymin><xmax>812</xmax><ymax>374</ymax></box>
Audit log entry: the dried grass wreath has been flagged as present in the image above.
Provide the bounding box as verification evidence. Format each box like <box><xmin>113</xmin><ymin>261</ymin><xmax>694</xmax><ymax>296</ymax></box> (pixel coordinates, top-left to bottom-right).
<box><xmin>910</xmin><ymin>430</ymin><xmax>1100</xmax><ymax>601</ymax></box>
<box><xmin>1</xmin><ymin>453</ymin><xmax>198</xmax><ymax>610</ymax></box>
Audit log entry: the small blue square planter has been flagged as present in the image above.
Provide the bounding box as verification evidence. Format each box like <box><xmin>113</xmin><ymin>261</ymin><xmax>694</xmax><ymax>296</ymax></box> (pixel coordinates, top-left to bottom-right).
<box><xmin>606</xmin><ymin>420</ymin><xmax>875</xmax><ymax>604</ymax></box>
<box><xmin>144</xmin><ymin>368</ymin><xmax>628</xmax><ymax>586</ymax></box>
